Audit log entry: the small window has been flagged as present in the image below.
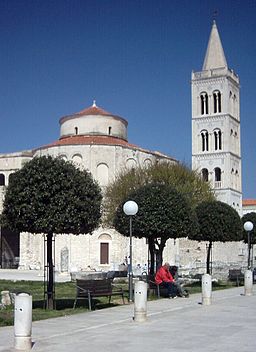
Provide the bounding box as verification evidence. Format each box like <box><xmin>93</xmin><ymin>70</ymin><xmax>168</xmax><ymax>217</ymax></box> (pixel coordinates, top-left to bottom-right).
<box><xmin>213</xmin><ymin>90</ymin><xmax>221</xmax><ymax>113</ymax></box>
<box><xmin>214</xmin><ymin>129</ymin><xmax>222</xmax><ymax>150</ymax></box>
<box><xmin>108</xmin><ymin>127</ymin><xmax>112</xmax><ymax>135</ymax></box>
<box><xmin>215</xmin><ymin>167</ymin><xmax>221</xmax><ymax>182</ymax></box>
<box><xmin>201</xmin><ymin>130</ymin><xmax>209</xmax><ymax>152</ymax></box>
<box><xmin>200</xmin><ymin>92</ymin><xmax>209</xmax><ymax>115</ymax></box>
<box><xmin>74</xmin><ymin>127</ymin><xmax>78</xmax><ymax>135</ymax></box>
<box><xmin>202</xmin><ymin>168</ymin><xmax>209</xmax><ymax>182</ymax></box>
<box><xmin>100</xmin><ymin>243</ymin><xmax>109</xmax><ymax>264</ymax></box>
<box><xmin>0</xmin><ymin>173</ymin><xmax>5</xmax><ymax>186</ymax></box>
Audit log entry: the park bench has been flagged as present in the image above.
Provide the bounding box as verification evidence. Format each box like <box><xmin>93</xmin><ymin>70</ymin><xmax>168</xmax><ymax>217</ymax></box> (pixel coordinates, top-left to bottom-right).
<box><xmin>73</xmin><ymin>278</ymin><xmax>125</xmax><ymax>310</ymax></box>
<box><xmin>228</xmin><ymin>269</ymin><xmax>244</xmax><ymax>286</ymax></box>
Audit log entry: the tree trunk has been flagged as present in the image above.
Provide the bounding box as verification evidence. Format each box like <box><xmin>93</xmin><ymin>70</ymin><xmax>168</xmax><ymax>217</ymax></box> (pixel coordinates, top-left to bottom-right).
<box><xmin>206</xmin><ymin>241</ymin><xmax>212</xmax><ymax>275</ymax></box>
<box><xmin>47</xmin><ymin>232</ymin><xmax>54</xmax><ymax>309</ymax></box>
<box><xmin>148</xmin><ymin>239</ymin><xmax>155</xmax><ymax>276</ymax></box>
<box><xmin>148</xmin><ymin>238</ymin><xmax>167</xmax><ymax>276</ymax></box>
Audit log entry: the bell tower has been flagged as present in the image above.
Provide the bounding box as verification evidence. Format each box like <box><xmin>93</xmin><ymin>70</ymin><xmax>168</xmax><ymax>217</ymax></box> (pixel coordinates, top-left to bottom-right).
<box><xmin>191</xmin><ymin>21</ymin><xmax>242</xmax><ymax>215</ymax></box>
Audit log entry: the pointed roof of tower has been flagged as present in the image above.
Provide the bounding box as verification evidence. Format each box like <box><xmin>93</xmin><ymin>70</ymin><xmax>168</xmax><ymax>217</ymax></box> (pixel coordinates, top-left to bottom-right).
<box><xmin>202</xmin><ymin>21</ymin><xmax>227</xmax><ymax>70</ymax></box>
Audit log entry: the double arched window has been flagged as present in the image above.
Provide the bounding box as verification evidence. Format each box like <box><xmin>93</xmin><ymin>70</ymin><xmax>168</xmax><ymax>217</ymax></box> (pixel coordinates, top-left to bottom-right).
<box><xmin>213</xmin><ymin>90</ymin><xmax>221</xmax><ymax>113</ymax></box>
<box><xmin>200</xmin><ymin>90</ymin><xmax>222</xmax><ymax>115</ymax></box>
<box><xmin>200</xmin><ymin>92</ymin><xmax>209</xmax><ymax>115</ymax></box>
<box><xmin>200</xmin><ymin>128</ymin><xmax>222</xmax><ymax>152</ymax></box>
<box><xmin>201</xmin><ymin>167</ymin><xmax>222</xmax><ymax>188</ymax></box>
<box><xmin>201</xmin><ymin>168</ymin><xmax>209</xmax><ymax>182</ymax></box>
<box><xmin>214</xmin><ymin>129</ymin><xmax>222</xmax><ymax>150</ymax></box>
<box><xmin>0</xmin><ymin>173</ymin><xmax>5</xmax><ymax>186</ymax></box>
<box><xmin>201</xmin><ymin>130</ymin><xmax>209</xmax><ymax>151</ymax></box>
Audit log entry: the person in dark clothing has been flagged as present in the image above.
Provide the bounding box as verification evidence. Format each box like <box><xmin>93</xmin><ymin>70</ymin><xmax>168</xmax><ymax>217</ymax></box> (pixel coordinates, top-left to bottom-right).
<box><xmin>169</xmin><ymin>266</ymin><xmax>189</xmax><ymax>298</ymax></box>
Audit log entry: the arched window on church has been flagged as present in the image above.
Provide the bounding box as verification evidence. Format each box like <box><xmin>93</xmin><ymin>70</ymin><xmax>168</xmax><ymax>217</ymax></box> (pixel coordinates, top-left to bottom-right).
<box><xmin>74</xmin><ymin>127</ymin><xmax>78</xmax><ymax>135</ymax></box>
<box><xmin>213</xmin><ymin>90</ymin><xmax>221</xmax><ymax>113</ymax></box>
<box><xmin>201</xmin><ymin>130</ymin><xmax>209</xmax><ymax>151</ymax></box>
<box><xmin>201</xmin><ymin>168</ymin><xmax>209</xmax><ymax>182</ymax></box>
<box><xmin>0</xmin><ymin>173</ymin><xmax>5</xmax><ymax>186</ymax></box>
<box><xmin>214</xmin><ymin>167</ymin><xmax>221</xmax><ymax>188</ymax></box>
<box><xmin>200</xmin><ymin>92</ymin><xmax>209</xmax><ymax>115</ymax></box>
<box><xmin>214</xmin><ymin>129</ymin><xmax>222</xmax><ymax>150</ymax></box>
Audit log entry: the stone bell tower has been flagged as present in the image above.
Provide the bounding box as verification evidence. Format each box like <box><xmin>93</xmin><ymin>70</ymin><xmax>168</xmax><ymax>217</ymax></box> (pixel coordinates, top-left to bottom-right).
<box><xmin>191</xmin><ymin>21</ymin><xmax>242</xmax><ymax>215</ymax></box>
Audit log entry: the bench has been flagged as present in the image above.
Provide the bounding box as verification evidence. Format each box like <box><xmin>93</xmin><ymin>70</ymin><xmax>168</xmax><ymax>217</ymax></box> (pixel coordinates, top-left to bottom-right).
<box><xmin>73</xmin><ymin>279</ymin><xmax>125</xmax><ymax>310</ymax></box>
<box><xmin>147</xmin><ymin>275</ymin><xmax>166</xmax><ymax>298</ymax></box>
<box><xmin>228</xmin><ymin>269</ymin><xmax>244</xmax><ymax>286</ymax></box>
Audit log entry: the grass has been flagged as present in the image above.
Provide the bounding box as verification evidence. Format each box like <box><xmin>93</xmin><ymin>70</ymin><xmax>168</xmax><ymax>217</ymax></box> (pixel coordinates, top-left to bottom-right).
<box><xmin>0</xmin><ymin>280</ymin><xmax>91</xmax><ymax>327</ymax></box>
<box><xmin>0</xmin><ymin>278</ymin><xmax>237</xmax><ymax>327</ymax></box>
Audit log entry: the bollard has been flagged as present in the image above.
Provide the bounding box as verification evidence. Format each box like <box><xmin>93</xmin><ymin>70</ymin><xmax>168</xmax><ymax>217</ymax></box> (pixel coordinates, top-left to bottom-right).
<box><xmin>14</xmin><ymin>293</ymin><xmax>32</xmax><ymax>350</ymax></box>
<box><xmin>202</xmin><ymin>274</ymin><xmax>212</xmax><ymax>305</ymax></box>
<box><xmin>244</xmin><ymin>270</ymin><xmax>253</xmax><ymax>296</ymax></box>
<box><xmin>134</xmin><ymin>280</ymin><xmax>147</xmax><ymax>322</ymax></box>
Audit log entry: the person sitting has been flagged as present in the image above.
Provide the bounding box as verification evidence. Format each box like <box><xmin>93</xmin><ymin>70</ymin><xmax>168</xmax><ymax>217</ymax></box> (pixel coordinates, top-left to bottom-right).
<box><xmin>169</xmin><ymin>265</ymin><xmax>189</xmax><ymax>298</ymax></box>
<box><xmin>155</xmin><ymin>262</ymin><xmax>177</xmax><ymax>298</ymax></box>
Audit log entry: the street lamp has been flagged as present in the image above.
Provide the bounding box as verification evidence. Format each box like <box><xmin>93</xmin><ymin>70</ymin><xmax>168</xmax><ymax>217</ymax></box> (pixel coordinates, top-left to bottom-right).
<box><xmin>123</xmin><ymin>200</ymin><xmax>138</xmax><ymax>302</ymax></box>
<box><xmin>243</xmin><ymin>221</ymin><xmax>254</xmax><ymax>270</ymax></box>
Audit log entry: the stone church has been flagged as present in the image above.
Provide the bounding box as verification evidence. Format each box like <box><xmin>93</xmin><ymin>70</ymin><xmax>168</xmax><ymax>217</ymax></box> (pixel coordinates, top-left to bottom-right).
<box><xmin>0</xmin><ymin>22</ymin><xmax>249</xmax><ymax>276</ymax></box>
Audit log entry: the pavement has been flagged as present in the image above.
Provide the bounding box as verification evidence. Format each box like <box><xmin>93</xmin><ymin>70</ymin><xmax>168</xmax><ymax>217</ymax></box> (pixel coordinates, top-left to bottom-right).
<box><xmin>0</xmin><ymin>269</ymin><xmax>71</xmax><ymax>283</ymax></box>
<box><xmin>0</xmin><ymin>279</ymin><xmax>255</xmax><ymax>352</ymax></box>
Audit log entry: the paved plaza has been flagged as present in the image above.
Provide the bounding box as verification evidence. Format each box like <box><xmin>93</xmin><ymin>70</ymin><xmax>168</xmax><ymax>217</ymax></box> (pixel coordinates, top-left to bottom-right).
<box><xmin>0</xmin><ymin>278</ymin><xmax>255</xmax><ymax>352</ymax></box>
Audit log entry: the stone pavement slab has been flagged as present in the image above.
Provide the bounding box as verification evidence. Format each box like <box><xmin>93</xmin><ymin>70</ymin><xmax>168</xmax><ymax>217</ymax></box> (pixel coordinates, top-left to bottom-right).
<box><xmin>0</xmin><ymin>269</ymin><xmax>71</xmax><ymax>283</ymax></box>
<box><xmin>0</xmin><ymin>286</ymin><xmax>255</xmax><ymax>352</ymax></box>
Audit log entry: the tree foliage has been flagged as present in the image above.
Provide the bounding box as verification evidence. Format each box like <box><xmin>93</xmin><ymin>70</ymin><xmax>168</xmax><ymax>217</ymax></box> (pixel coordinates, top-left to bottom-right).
<box><xmin>241</xmin><ymin>212</ymin><xmax>256</xmax><ymax>245</ymax></box>
<box><xmin>1</xmin><ymin>156</ymin><xmax>102</xmax><ymax>234</ymax></box>
<box><xmin>114</xmin><ymin>183</ymin><xmax>198</xmax><ymax>272</ymax></box>
<box><xmin>192</xmin><ymin>200</ymin><xmax>242</xmax><ymax>273</ymax></box>
<box><xmin>104</xmin><ymin>162</ymin><xmax>214</xmax><ymax>226</ymax></box>
<box><xmin>0</xmin><ymin>155</ymin><xmax>102</xmax><ymax>309</ymax></box>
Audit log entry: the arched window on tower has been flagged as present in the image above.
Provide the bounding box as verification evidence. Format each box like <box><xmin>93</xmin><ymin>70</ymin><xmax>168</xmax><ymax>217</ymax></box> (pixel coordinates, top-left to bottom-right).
<box><xmin>213</xmin><ymin>129</ymin><xmax>222</xmax><ymax>150</ymax></box>
<box><xmin>200</xmin><ymin>92</ymin><xmax>209</xmax><ymax>115</ymax></box>
<box><xmin>74</xmin><ymin>127</ymin><xmax>78</xmax><ymax>135</ymax></box>
<box><xmin>214</xmin><ymin>167</ymin><xmax>221</xmax><ymax>188</ymax></box>
<box><xmin>201</xmin><ymin>168</ymin><xmax>209</xmax><ymax>182</ymax></box>
<box><xmin>200</xmin><ymin>130</ymin><xmax>209</xmax><ymax>151</ymax></box>
<box><xmin>213</xmin><ymin>90</ymin><xmax>221</xmax><ymax>113</ymax></box>
<box><xmin>0</xmin><ymin>173</ymin><xmax>5</xmax><ymax>186</ymax></box>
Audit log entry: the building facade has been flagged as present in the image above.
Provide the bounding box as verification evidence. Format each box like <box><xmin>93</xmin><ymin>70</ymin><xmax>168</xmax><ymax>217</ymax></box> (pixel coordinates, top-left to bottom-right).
<box><xmin>0</xmin><ymin>102</ymin><xmax>178</xmax><ymax>272</ymax></box>
<box><xmin>191</xmin><ymin>21</ymin><xmax>242</xmax><ymax>216</ymax></box>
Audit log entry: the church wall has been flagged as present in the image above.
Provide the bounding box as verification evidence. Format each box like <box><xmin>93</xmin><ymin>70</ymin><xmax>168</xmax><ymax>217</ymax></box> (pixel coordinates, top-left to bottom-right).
<box><xmin>60</xmin><ymin>114</ymin><xmax>127</xmax><ymax>140</ymax></box>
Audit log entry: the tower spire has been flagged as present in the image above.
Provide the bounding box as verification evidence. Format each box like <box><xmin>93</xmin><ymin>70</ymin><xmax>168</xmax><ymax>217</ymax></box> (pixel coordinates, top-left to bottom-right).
<box><xmin>202</xmin><ymin>21</ymin><xmax>227</xmax><ymax>70</ymax></box>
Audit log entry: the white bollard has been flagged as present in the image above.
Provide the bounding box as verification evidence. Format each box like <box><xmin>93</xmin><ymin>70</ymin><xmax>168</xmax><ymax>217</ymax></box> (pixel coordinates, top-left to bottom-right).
<box><xmin>202</xmin><ymin>274</ymin><xmax>212</xmax><ymax>305</ymax></box>
<box><xmin>244</xmin><ymin>270</ymin><xmax>253</xmax><ymax>296</ymax></box>
<box><xmin>14</xmin><ymin>293</ymin><xmax>32</xmax><ymax>350</ymax></box>
<box><xmin>134</xmin><ymin>280</ymin><xmax>147</xmax><ymax>322</ymax></box>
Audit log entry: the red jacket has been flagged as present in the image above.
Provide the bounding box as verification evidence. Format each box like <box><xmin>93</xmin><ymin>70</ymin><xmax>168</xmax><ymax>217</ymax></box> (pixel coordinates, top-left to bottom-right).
<box><xmin>155</xmin><ymin>266</ymin><xmax>174</xmax><ymax>284</ymax></box>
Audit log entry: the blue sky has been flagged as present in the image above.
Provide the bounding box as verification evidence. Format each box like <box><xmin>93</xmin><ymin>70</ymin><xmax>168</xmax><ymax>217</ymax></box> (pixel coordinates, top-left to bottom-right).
<box><xmin>0</xmin><ymin>0</ymin><xmax>255</xmax><ymax>198</ymax></box>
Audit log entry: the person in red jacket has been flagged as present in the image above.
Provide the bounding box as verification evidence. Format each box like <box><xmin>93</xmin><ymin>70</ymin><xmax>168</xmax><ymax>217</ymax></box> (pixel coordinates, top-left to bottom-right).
<box><xmin>155</xmin><ymin>262</ymin><xmax>177</xmax><ymax>298</ymax></box>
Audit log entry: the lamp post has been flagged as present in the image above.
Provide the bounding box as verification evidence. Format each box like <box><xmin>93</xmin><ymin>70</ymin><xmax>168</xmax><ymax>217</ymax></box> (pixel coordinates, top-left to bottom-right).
<box><xmin>123</xmin><ymin>200</ymin><xmax>138</xmax><ymax>302</ymax></box>
<box><xmin>243</xmin><ymin>221</ymin><xmax>254</xmax><ymax>296</ymax></box>
<box><xmin>244</xmin><ymin>221</ymin><xmax>254</xmax><ymax>270</ymax></box>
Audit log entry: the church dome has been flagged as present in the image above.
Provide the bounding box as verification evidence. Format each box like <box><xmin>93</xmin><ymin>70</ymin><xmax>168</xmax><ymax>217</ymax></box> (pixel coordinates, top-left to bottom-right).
<box><xmin>59</xmin><ymin>101</ymin><xmax>128</xmax><ymax>141</ymax></box>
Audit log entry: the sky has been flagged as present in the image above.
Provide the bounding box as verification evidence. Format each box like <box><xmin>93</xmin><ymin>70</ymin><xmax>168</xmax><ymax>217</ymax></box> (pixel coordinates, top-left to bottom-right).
<box><xmin>0</xmin><ymin>0</ymin><xmax>255</xmax><ymax>198</ymax></box>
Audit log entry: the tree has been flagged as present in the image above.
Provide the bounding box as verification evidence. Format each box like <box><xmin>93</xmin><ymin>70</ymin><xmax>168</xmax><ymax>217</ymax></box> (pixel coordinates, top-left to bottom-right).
<box><xmin>113</xmin><ymin>183</ymin><xmax>198</xmax><ymax>274</ymax></box>
<box><xmin>0</xmin><ymin>156</ymin><xmax>102</xmax><ymax>308</ymax></box>
<box><xmin>241</xmin><ymin>212</ymin><xmax>256</xmax><ymax>269</ymax></box>
<box><xmin>104</xmin><ymin>162</ymin><xmax>214</xmax><ymax>226</ymax></box>
<box><xmin>192</xmin><ymin>201</ymin><xmax>242</xmax><ymax>274</ymax></box>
